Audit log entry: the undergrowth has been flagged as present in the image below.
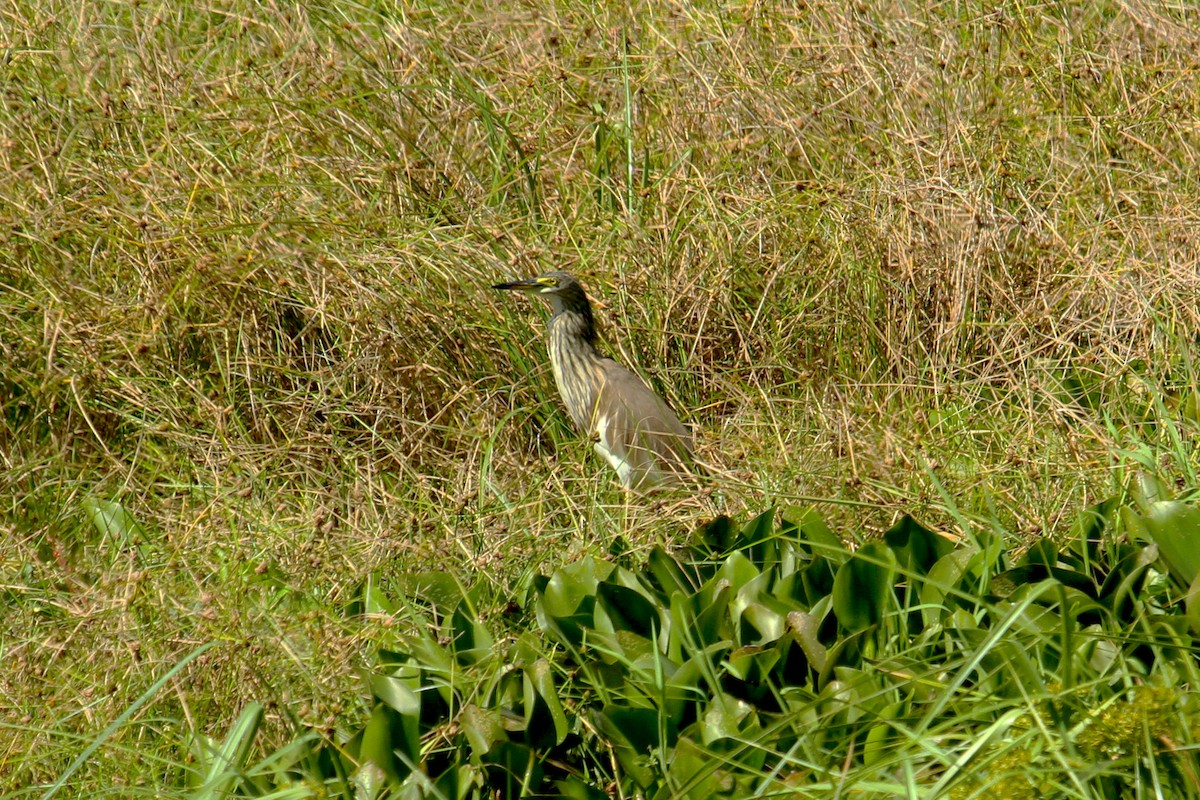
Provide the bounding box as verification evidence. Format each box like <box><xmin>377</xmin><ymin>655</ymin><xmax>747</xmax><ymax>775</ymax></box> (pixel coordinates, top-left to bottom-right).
<box><xmin>2</xmin><ymin>0</ymin><xmax>1200</xmax><ymax>795</ymax></box>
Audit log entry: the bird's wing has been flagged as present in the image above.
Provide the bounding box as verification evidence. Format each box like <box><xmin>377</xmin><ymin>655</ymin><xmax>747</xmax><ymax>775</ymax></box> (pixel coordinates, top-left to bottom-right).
<box><xmin>593</xmin><ymin>360</ymin><xmax>693</xmax><ymax>486</ymax></box>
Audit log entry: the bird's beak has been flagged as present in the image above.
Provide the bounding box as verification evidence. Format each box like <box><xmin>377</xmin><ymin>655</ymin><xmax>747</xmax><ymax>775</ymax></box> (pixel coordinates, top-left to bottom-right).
<box><xmin>493</xmin><ymin>276</ymin><xmax>554</xmax><ymax>292</ymax></box>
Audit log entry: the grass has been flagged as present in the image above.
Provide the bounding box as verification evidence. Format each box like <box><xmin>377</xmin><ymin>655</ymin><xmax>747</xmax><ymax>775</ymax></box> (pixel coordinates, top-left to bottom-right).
<box><xmin>1</xmin><ymin>0</ymin><xmax>1199</xmax><ymax>794</ymax></box>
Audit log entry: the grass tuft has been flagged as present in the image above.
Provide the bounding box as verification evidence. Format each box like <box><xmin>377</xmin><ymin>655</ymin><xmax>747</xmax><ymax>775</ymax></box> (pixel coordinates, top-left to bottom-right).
<box><xmin>2</xmin><ymin>0</ymin><xmax>1199</xmax><ymax>793</ymax></box>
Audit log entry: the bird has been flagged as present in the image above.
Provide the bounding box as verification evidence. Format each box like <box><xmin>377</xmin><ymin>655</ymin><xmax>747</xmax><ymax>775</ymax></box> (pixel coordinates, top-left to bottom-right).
<box><xmin>493</xmin><ymin>271</ymin><xmax>695</xmax><ymax>490</ymax></box>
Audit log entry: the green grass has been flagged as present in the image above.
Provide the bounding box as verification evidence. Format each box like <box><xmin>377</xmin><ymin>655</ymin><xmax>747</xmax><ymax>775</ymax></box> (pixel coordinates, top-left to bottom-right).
<box><xmin>2</xmin><ymin>0</ymin><xmax>1199</xmax><ymax>794</ymax></box>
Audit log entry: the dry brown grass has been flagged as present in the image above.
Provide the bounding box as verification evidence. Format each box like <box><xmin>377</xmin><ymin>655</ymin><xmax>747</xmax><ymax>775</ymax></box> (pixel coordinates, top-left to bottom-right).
<box><xmin>2</xmin><ymin>0</ymin><xmax>1199</xmax><ymax>791</ymax></box>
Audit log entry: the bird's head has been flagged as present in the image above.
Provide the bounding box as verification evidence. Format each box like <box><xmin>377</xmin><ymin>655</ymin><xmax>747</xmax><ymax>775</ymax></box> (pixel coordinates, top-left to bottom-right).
<box><xmin>493</xmin><ymin>270</ymin><xmax>595</xmax><ymax>334</ymax></box>
<box><xmin>492</xmin><ymin>271</ymin><xmax>579</xmax><ymax>296</ymax></box>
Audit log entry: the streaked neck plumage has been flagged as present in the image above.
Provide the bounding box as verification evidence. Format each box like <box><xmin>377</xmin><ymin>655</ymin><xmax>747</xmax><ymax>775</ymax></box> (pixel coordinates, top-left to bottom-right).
<box><xmin>545</xmin><ymin>284</ymin><xmax>606</xmax><ymax>431</ymax></box>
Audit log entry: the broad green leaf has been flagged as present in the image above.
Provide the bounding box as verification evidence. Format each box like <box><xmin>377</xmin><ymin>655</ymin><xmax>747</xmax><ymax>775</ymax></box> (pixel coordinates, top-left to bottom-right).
<box><xmin>664</xmin><ymin>738</ymin><xmax>729</xmax><ymax>800</ymax></box>
<box><xmin>715</xmin><ymin>552</ymin><xmax>761</xmax><ymax>594</ymax></box>
<box><xmin>461</xmin><ymin>704</ymin><xmax>506</xmax><ymax>758</ymax></box>
<box><xmin>884</xmin><ymin>515</ymin><xmax>954</xmax><ymax>576</ymax></box>
<box><xmin>358</xmin><ymin>705</ymin><xmax>404</xmax><ymax>784</ymax></box>
<box><xmin>700</xmin><ymin>696</ymin><xmax>754</xmax><ymax>743</ymax></box>
<box><xmin>863</xmin><ymin>705</ymin><xmax>902</xmax><ymax>767</ymax></box>
<box><xmin>739</xmin><ymin>601</ymin><xmax>785</xmax><ymax>644</ymax></box>
<box><xmin>434</xmin><ymin>764</ymin><xmax>482</xmax><ymax>800</ymax></box>
<box><xmin>481</xmin><ymin>741</ymin><xmax>541</xmax><ymax>797</ymax></box>
<box><xmin>451</xmin><ymin>602</ymin><xmax>494</xmax><ymax>664</ymax></box>
<box><xmin>1141</xmin><ymin>501</ymin><xmax>1200</xmax><ymax>587</ymax></box>
<box><xmin>357</xmin><ymin>571</ymin><xmax>395</xmax><ymax>616</ymax></box>
<box><xmin>1098</xmin><ymin>544</ymin><xmax>1158</xmax><ymax>618</ymax></box>
<box><xmin>787</xmin><ymin>610</ymin><xmax>828</xmax><ymax>674</ymax></box>
<box><xmin>594</xmin><ymin>706</ymin><xmax>658</xmax><ymax>788</ymax></box>
<box><xmin>1186</xmin><ymin>572</ymin><xmax>1200</xmax><ymax>636</ymax></box>
<box><xmin>1131</xmin><ymin>472</ymin><xmax>1171</xmax><ymax>507</ymax></box>
<box><xmin>523</xmin><ymin>658</ymin><xmax>568</xmax><ymax>746</ymax></box>
<box><xmin>555</xmin><ymin>777</ymin><xmax>610</xmax><ymax>800</ymax></box>
<box><xmin>737</xmin><ymin>507</ymin><xmax>779</xmax><ymax>565</ymax></box>
<box><xmin>991</xmin><ymin>565</ymin><xmax>1098</xmax><ymax>600</ymax></box>
<box><xmin>920</xmin><ymin>548</ymin><xmax>976</xmax><ymax>625</ymax></box>
<box><xmin>1066</xmin><ymin>497</ymin><xmax>1120</xmax><ymax>561</ymax></box>
<box><xmin>647</xmin><ymin>546</ymin><xmax>694</xmax><ymax>596</ymax></box>
<box><xmin>725</xmin><ymin>644</ymin><xmax>780</xmax><ymax>684</ymax></box>
<box><xmin>542</xmin><ymin>556</ymin><xmax>605</xmax><ymax>616</ymax></box>
<box><xmin>83</xmin><ymin>497</ymin><xmax>143</xmax><ymax>545</ymax></box>
<box><xmin>397</xmin><ymin>572</ymin><xmax>464</xmax><ymax>612</ymax></box>
<box><xmin>600</xmin><ymin>705</ymin><xmax>666</xmax><ymax>753</ymax></box>
<box><xmin>832</xmin><ymin>542</ymin><xmax>895</xmax><ymax>631</ymax></box>
<box><xmin>366</xmin><ymin>674</ymin><xmax>420</xmax><ymax>762</ymax></box>
<box><xmin>191</xmin><ymin>703</ymin><xmax>263</xmax><ymax>800</ymax></box>
<box><xmin>535</xmin><ymin>557</ymin><xmax>606</xmax><ymax>645</ymax></box>
<box><xmin>664</xmin><ymin>649</ymin><xmax>720</xmax><ymax>725</ymax></box>
<box><xmin>1020</xmin><ymin>538</ymin><xmax>1061</xmax><ymax>568</ymax></box>
<box><xmin>597</xmin><ymin>580</ymin><xmax>660</xmax><ymax>637</ymax></box>
<box><xmin>691</xmin><ymin>582</ymin><xmax>734</xmax><ymax>647</ymax></box>
<box><xmin>784</xmin><ymin>506</ymin><xmax>846</xmax><ymax>555</ymax></box>
<box><xmin>697</xmin><ymin>515</ymin><xmax>735</xmax><ymax>554</ymax></box>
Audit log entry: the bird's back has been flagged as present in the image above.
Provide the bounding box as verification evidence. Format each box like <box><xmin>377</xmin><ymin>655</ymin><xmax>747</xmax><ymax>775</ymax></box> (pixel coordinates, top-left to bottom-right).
<box><xmin>591</xmin><ymin>359</ymin><xmax>694</xmax><ymax>489</ymax></box>
<box><xmin>536</xmin><ymin>277</ymin><xmax>695</xmax><ymax>489</ymax></box>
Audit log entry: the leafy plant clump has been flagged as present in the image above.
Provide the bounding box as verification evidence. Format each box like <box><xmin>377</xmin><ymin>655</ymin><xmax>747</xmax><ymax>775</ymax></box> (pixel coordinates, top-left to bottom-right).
<box><xmin>191</xmin><ymin>489</ymin><xmax>1200</xmax><ymax>798</ymax></box>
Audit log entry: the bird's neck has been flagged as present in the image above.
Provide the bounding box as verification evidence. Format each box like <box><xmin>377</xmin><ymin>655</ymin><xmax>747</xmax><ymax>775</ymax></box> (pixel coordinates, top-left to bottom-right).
<box><xmin>547</xmin><ymin>292</ymin><xmax>598</xmax><ymax>345</ymax></box>
<box><xmin>548</xmin><ymin>304</ymin><xmax>599</xmax><ymax>348</ymax></box>
<box><xmin>547</xmin><ymin>310</ymin><xmax>605</xmax><ymax>431</ymax></box>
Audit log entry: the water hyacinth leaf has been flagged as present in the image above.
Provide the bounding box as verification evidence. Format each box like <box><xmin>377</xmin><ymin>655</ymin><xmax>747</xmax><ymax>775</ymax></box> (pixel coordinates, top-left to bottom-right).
<box><xmin>406</xmin><ymin>636</ymin><xmax>455</xmax><ymax>691</ymax></box>
<box><xmin>1141</xmin><ymin>501</ymin><xmax>1200</xmax><ymax>587</ymax></box>
<box><xmin>595</xmin><ymin>707</ymin><xmax>658</xmax><ymax>788</ymax></box>
<box><xmin>1187</xmin><ymin>572</ymin><xmax>1200</xmax><ymax>636</ymax></box>
<box><xmin>788</xmin><ymin>610</ymin><xmax>828</xmax><ymax>674</ymax></box>
<box><xmin>884</xmin><ymin>515</ymin><xmax>954</xmax><ymax>576</ymax></box>
<box><xmin>697</xmin><ymin>515</ymin><xmax>735</xmax><ymax>554</ymax></box>
<box><xmin>357</xmin><ymin>571</ymin><xmax>396</xmax><ymax>616</ymax></box>
<box><xmin>1098</xmin><ymin>544</ymin><xmax>1158</xmax><ymax>617</ymax></box>
<box><xmin>662</xmin><ymin>738</ymin><xmax>728</xmax><ymax>800</ymax></box>
<box><xmin>600</xmin><ymin>705</ymin><xmax>667</xmax><ymax>753</ymax></box>
<box><xmin>535</xmin><ymin>558</ymin><xmax>606</xmax><ymax>645</ymax></box>
<box><xmin>555</xmin><ymin>777</ymin><xmax>611</xmax><ymax>800</ymax></box>
<box><xmin>664</xmin><ymin>649</ymin><xmax>717</xmax><ymax>724</ymax></box>
<box><xmin>991</xmin><ymin>565</ymin><xmax>1099</xmax><ymax>601</ymax></box>
<box><xmin>611</xmin><ymin>628</ymin><xmax>656</xmax><ymax>662</ymax></box>
<box><xmin>434</xmin><ymin>764</ymin><xmax>481</xmax><ymax>800</ymax></box>
<box><xmin>920</xmin><ymin>548</ymin><xmax>976</xmax><ymax>624</ymax></box>
<box><xmin>367</xmin><ymin>672</ymin><xmax>421</xmax><ymax>760</ymax></box>
<box><xmin>359</xmin><ymin>704</ymin><xmax>405</xmax><ymax>783</ymax></box>
<box><xmin>795</xmin><ymin>555</ymin><xmax>838</xmax><ymax>607</ymax></box>
<box><xmin>785</xmin><ymin>506</ymin><xmax>846</xmax><ymax>554</ymax></box>
<box><xmin>692</xmin><ymin>582</ymin><xmax>734</xmax><ymax>647</ymax></box>
<box><xmin>739</xmin><ymin>601</ymin><xmax>785</xmax><ymax>645</ymax></box>
<box><xmin>1066</xmin><ymin>497</ymin><xmax>1120</xmax><ymax>561</ymax></box>
<box><xmin>451</xmin><ymin>602</ymin><xmax>494</xmax><ymax>664</ymax></box>
<box><xmin>542</xmin><ymin>556</ymin><xmax>606</xmax><ymax>616</ymax></box>
<box><xmin>647</xmin><ymin>546</ymin><xmax>694</xmax><ymax>596</ymax></box>
<box><xmin>725</xmin><ymin>644</ymin><xmax>780</xmax><ymax>684</ymax></box>
<box><xmin>461</xmin><ymin>704</ymin><xmax>507</xmax><ymax>758</ymax></box>
<box><xmin>862</xmin><ymin>704</ymin><xmax>903</xmax><ymax>767</ymax></box>
<box><xmin>715</xmin><ymin>552</ymin><xmax>761</xmax><ymax>594</ymax></box>
<box><xmin>598</xmin><ymin>580</ymin><xmax>660</xmax><ymax>637</ymax></box>
<box><xmin>832</xmin><ymin>542</ymin><xmax>895</xmax><ymax>631</ymax></box>
<box><xmin>1131</xmin><ymin>472</ymin><xmax>1171</xmax><ymax>507</ymax></box>
<box><xmin>737</xmin><ymin>507</ymin><xmax>779</xmax><ymax>565</ymax></box>
<box><xmin>1020</xmin><ymin>538</ymin><xmax>1062</xmax><ymax>568</ymax></box>
<box><xmin>700</xmin><ymin>697</ymin><xmax>755</xmax><ymax>744</ymax></box>
<box><xmin>83</xmin><ymin>497</ymin><xmax>143</xmax><ymax>546</ymax></box>
<box><xmin>191</xmin><ymin>702</ymin><xmax>264</xmax><ymax>799</ymax></box>
<box><xmin>482</xmin><ymin>741</ymin><xmax>541</xmax><ymax>797</ymax></box>
<box><xmin>398</xmin><ymin>571</ymin><xmax>477</xmax><ymax>615</ymax></box>
<box><xmin>524</xmin><ymin>658</ymin><xmax>568</xmax><ymax>746</ymax></box>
